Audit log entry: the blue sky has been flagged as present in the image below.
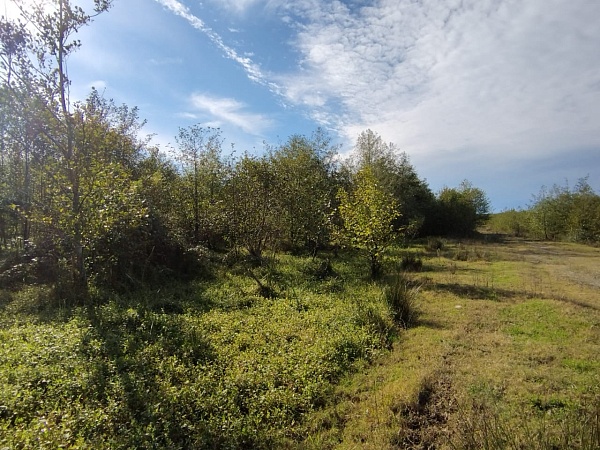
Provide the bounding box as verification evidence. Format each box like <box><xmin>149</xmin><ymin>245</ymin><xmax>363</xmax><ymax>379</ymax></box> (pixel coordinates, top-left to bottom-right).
<box><xmin>5</xmin><ymin>0</ymin><xmax>600</xmax><ymax>211</ymax></box>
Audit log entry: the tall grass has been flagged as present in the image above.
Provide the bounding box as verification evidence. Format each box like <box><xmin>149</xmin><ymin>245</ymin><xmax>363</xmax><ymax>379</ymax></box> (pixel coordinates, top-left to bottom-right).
<box><xmin>384</xmin><ymin>273</ymin><xmax>421</xmax><ymax>329</ymax></box>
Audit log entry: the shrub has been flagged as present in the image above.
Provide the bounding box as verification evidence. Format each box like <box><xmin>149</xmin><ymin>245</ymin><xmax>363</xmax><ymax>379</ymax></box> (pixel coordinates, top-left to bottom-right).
<box><xmin>400</xmin><ymin>253</ymin><xmax>423</xmax><ymax>272</ymax></box>
<box><xmin>425</xmin><ymin>237</ymin><xmax>445</xmax><ymax>252</ymax></box>
<box><xmin>302</xmin><ymin>258</ymin><xmax>336</xmax><ymax>280</ymax></box>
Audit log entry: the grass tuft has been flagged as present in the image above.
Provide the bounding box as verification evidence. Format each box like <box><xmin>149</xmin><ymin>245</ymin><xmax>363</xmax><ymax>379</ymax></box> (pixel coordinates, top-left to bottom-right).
<box><xmin>384</xmin><ymin>274</ymin><xmax>421</xmax><ymax>328</ymax></box>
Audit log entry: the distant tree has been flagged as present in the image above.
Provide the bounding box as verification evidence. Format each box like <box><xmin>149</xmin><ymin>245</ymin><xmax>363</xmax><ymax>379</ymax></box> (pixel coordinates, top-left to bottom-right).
<box><xmin>568</xmin><ymin>177</ymin><xmax>600</xmax><ymax>243</ymax></box>
<box><xmin>337</xmin><ymin>167</ymin><xmax>400</xmax><ymax>279</ymax></box>
<box><xmin>529</xmin><ymin>177</ymin><xmax>600</xmax><ymax>243</ymax></box>
<box><xmin>488</xmin><ymin>209</ymin><xmax>531</xmax><ymax>237</ymax></box>
<box><xmin>529</xmin><ymin>184</ymin><xmax>571</xmax><ymax>240</ymax></box>
<box><xmin>349</xmin><ymin>129</ymin><xmax>435</xmax><ymax>237</ymax></box>
<box><xmin>432</xmin><ymin>180</ymin><xmax>491</xmax><ymax>236</ymax></box>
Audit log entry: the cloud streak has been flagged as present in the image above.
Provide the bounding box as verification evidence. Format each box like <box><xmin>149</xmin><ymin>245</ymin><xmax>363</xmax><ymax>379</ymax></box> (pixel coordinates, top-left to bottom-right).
<box><xmin>188</xmin><ymin>93</ymin><xmax>273</xmax><ymax>135</ymax></box>
<box><xmin>155</xmin><ymin>0</ymin><xmax>279</xmax><ymax>93</ymax></box>
<box><xmin>158</xmin><ymin>0</ymin><xmax>600</xmax><ymax>206</ymax></box>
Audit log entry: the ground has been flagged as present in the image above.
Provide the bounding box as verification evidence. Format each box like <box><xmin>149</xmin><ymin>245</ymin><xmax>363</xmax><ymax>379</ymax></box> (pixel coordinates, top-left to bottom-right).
<box><xmin>302</xmin><ymin>238</ymin><xmax>600</xmax><ymax>449</ymax></box>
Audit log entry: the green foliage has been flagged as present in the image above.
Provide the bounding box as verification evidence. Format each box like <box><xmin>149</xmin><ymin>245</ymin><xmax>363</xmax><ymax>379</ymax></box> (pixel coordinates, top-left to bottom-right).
<box><xmin>224</xmin><ymin>154</ymin><xmax>281</xmax><ymax>258</ymax></box>
<box><xmin>269</xmin><ymin>131</ymin><xmax>337</xmax><ymax>253</ymax></box>
<box><xmin>349</xmin><ymin>129</ymin><xmax>436</xmax><ymax>236</ymax></box>
<box><xmin>529</xmin><ymin>178</ymin><xmax>600</xmax><ymax>243</ymax></box>
<box><xmin>383</xmin><ymin>273</ymin><xmax>421</xmax><ymax>328</ymax></box>
<box><xmin>488</xmin><ymin>208</ymin><xmax>532</xmax><ymax>237</ymax></box>
<box><xmin>337</xmin><ymin>167</ymin><xmax>401</xmax><ymax>278</ymax></box>
<box><xmin>174</xmin><ymin>125</ymin><xmax>227</xmax><ymax>248</ymax></box>
<box><xmin>430</xmin><ymin>180</ymin><xmax>491</xmax><ymax>236</ymax></box>
<box><xmin>399</xmin><ymin>252</ymin><xmax>423</xmax><ymax>272</ymax></box>
<box><xmin>425</xmin><ymin>237</ymin><xmax>445</xmax><ymax>252</ymax></box>
<box><xmin>0</xmin><ymin>249</ymin><xmax>395</xmax><ymax>449</ymax></box>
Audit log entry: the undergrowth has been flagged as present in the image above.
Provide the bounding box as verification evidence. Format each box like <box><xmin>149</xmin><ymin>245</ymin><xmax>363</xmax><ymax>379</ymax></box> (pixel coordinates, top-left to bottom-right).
<box><xmin>0</xmin><ymin>250</ymin><xmax>397</xmax><ymax>449</ymax></box>
<box><xmin>2</xmin><ymin>239</ymin><xmax>599</xmax><ymax>449</ymax></box>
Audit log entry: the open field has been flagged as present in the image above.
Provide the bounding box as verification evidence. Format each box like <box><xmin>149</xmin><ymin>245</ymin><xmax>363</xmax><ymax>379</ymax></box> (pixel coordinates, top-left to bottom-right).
<box><xmin>0</xmin><ymin>238</ymin><xmax>599</xmax><ymax>448</ymax></box>
<box><xmin>302</xmin><ymin>238</ymin><xmax>600</xmax><ymax>449</ymax></box>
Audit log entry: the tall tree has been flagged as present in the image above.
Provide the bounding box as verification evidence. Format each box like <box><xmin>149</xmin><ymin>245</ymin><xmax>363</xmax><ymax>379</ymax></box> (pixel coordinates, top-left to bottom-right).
<box><xmin>225</xmin><ymin>154</ymin><xmax>280</xmax><ymax>259</ymax></box>
<box><xmin>174</xmin><ymin>125</ymin><xmax>225</xmax><ymax>248</ymax></box>
<box><xmin>350</xmin><ymin>129</ymin><xmax>435</xmax><ymax>237</ymax></box>
<box><xmin>2</xmin><ymin>0</ymin><xmax>123</xmax><ymax>287</ymax></box>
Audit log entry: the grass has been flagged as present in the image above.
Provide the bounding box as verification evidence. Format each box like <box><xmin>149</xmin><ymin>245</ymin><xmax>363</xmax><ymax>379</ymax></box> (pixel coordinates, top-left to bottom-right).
<box><xmin>1</xmin><ymin>238</ymin><xmax>599</xmax><ymax>448</ymax></box>
<box><xmin>296</xmin><ymin>238</ymin><xmax>600</xmax><ymax>449</ymax></box>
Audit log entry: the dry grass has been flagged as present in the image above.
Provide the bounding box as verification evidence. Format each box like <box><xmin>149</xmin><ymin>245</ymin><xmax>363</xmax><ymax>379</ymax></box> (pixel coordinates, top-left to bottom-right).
<box><xmin>298</xmin><ymin>238</ymin><xmax>600</xmax><ymax>449</ymax></box>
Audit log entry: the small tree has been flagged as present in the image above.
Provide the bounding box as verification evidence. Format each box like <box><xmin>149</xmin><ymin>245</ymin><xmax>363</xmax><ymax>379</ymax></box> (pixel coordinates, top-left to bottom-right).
<box><xmin>225</xmin><ymin>154</ymin><xmax>280</xmax><ymax>260</ymax></box>
<box><xmin>337</xmin><ymin>167</ymin><xmax>400</xmax><ymax>278</ymax></box>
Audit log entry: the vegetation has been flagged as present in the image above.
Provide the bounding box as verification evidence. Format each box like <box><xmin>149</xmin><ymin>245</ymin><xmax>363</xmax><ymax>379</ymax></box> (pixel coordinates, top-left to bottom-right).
<box><xmin>1</xmin><ymin>2</ymin><xmax>599</xmax><ymax>449</ymax></box>
<box><xmin>1</xmin><ymin>238</ymin><xmax>598</xmax><ymax>449</ymax></box>
<box><xmin>336</xmin><ymin>167</ymin><xmax>400</xmax><ymax>279</ymax></box>
<box><xmin>488</xmin><ymin>177</ymin><xmax>600</xmax><ymax>244</ymax></box>
<box><xmin>295</xmin><ymin>239</ymin><xmax>600</xmax><ymax>449</ymax></box>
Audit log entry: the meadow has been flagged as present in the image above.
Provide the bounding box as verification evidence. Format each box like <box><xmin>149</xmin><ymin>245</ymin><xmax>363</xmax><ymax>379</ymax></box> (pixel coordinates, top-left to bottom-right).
<box><xmin>0</xmin><ymin>237</ymin><xmax>598</xmax><ymax>449</ymax></box>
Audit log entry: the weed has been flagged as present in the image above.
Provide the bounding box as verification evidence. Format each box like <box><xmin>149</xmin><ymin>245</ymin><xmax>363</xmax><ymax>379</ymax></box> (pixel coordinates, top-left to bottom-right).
<box><xmin>302</xmin><ymin>258</ymin><xmax>336</xmax><ymax>280</ymax></box>
<box><xmin>425</xmin><ymin>237</ymin><xmax>445</xmax><ymax>253</ymax></box>
<box><xmin>451</xmin><ymin>397</ymin><xmax>600</xmax><ymax>450</ymax></box>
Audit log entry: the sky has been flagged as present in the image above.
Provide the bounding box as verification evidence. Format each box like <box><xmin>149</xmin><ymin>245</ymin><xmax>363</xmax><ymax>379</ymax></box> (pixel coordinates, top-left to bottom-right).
<box><xmin>4</xmin><ymin>0</ymin><xmax>600</xmax><ymax>211</ymax></box>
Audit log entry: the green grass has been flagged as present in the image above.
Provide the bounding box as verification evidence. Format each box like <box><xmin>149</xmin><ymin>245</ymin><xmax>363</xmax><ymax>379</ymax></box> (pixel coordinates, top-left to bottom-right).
<box><xmin>295</xmin><ymin>239</ymin><xmax>600</xmax><ymax>449</ymax></box>
<box><xmin>1</xmin><ymin>239</ymin><xmax>599</xmax><ymax>448</ymax></box>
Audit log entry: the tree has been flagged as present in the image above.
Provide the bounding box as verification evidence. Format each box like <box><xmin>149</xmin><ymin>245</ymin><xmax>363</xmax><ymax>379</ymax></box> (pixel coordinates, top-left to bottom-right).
<box><xmin>529</xmin><ymin>178</ymin><xmax>600</xmax><ymax>243</ymax></box>
<box><xmin>432</xmin><ymin>180</ymin><xmax>491</xmax><ymax>236</ymax></box>
<box><xmin>337</xmin><ymin>167</ymin><xmax>400</xmax><ymax>279</ymax></box>
<box><xmin>568</xmin><ymin>177</ymin><xmax>600</xmax><ymax>243</ymax></box>
<box><xmin>225</xmin><ymin>154</ymin><xmax>280</xmax><ymax>259</ymax></box>
<box><xmin>270</xmin><ymin>131</ymin><xmax>337</xmax><ymax>253</ymax></box>
<box><xmin>174</xmin><ymin>125</ymin><xmax>225</xmax><ymax>247</ymax></box>
<box><xmin>2</xmin><ymin>0</ymin><xmax>114</xmax><ymax>288</ymax></box>
<box><xmin>529</xmin><ymin>184</ymin><xmax>571</xmax><ymax>241</ymax></box>
<box><xmin>349</xmin><ymin>129</ymin><xmax>435</xmax><ymax>237</ymax></box>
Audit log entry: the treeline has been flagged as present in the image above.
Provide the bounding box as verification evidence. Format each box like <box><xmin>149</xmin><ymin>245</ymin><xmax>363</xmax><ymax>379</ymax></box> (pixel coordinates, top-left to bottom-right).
<box><xmin>489</xmin><ymin>177</ymin><xmax>600</xmax><ymax>244</ymax></box>
<box><xmin>0</xmin><ymin>1</ymin><xmax>490</xmax><ymax>292</ymax></box>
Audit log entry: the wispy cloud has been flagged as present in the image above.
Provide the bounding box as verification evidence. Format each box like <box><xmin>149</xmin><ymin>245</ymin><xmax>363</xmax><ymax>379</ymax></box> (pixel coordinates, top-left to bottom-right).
<box><xmin>156</xmin><ymin>0</ymin><xmax>600</xmax><ymax>204</ymax></box>
<box><xmin>189</xmin><ymin>93</ymin><xmax>273</xmax><ymax>135</ymax></box>
<box><xmin>155</xmin><ymin>0</ymin><xmax>278</xmax><ymax>92</ymax></box>
<box><xmin>217</xmin><ymin>0</ymin><xmax>262</xmax><ymax>14</ymax></box>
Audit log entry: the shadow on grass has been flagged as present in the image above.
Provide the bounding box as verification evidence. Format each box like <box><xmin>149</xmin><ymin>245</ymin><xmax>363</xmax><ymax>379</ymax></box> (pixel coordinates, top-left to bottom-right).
<box><xmin>425</xmin><ymin>281</ymin><xmax>600</xmax><ymax>311</ymax></box>
<box><xmin>76</xmin><ymin>295</ymin><xmax>218</xmax><ymax>447</ymax></box>
<box><xmin>414</xmin><ymin>317</ymin><xmax>447</xmax><ymax>330</ymax></box>
<box><xmin>425</xmin><ymin>283</ymin><xmax>520</xmax><ymax>301</ymax></box>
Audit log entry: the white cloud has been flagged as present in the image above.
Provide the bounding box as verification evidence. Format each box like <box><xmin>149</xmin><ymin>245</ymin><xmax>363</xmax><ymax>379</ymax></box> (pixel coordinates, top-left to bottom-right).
<box><xmin>153</xmin><ymin>0</ymin><xmax>600</xmax><ymax>205</ymax></box>
<box><xmin>189</xmin><ymin>93</ymin><xmax>273</xmax><ymax>135</ymax></box>
<box><xmin>215</xmin><ymin>0</ymin><xmax>261</xmax><ymax>14</ymax></box>
<box><xmin>269</xmin><ymin>0</ymin><xmax>600</xmax><ymax>189</ymax></box>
